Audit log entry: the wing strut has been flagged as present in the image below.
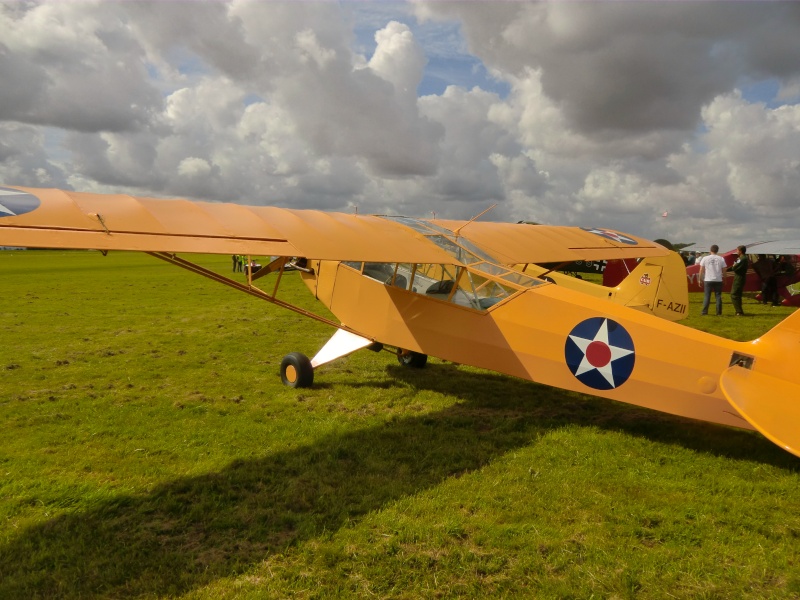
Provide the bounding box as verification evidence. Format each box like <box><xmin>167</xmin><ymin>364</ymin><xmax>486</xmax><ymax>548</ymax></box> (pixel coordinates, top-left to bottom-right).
<box><xmin>147</xmin><ymin>252</ymin><xmax>345</xmax><ymax>330</ymax></box>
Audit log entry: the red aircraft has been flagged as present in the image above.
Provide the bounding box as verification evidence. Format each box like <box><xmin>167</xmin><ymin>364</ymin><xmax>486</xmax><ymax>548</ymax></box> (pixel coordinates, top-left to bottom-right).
<box><xmin>605</xmin><ymin>241</ymin><xmax>800</xmax><ymax>307</ymax></box>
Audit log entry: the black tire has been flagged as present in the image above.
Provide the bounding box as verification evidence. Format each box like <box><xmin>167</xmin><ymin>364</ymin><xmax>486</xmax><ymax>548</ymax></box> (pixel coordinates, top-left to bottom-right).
<box><xmin>280</xmin><ymin>352</ymin><xmax>314</xmax><ymax>388</ymax></box>
<box><xmin>397</xmin><ymin>350</ymin><xmax>427</xmax><ymax>368</ymax></box>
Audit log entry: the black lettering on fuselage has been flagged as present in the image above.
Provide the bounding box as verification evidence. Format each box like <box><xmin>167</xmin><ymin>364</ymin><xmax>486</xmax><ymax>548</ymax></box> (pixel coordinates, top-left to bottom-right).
<box><xmin>656</xmin><ymin>299</ymin><xmax>687</xmax><ymax>313</ymax></box>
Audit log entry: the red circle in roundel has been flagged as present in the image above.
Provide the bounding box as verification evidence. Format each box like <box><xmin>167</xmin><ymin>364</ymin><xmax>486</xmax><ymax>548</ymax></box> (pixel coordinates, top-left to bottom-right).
<box><xmin>586</xmin><ymin>341</ymin><xmax>612</xmax><ymax>368</ymax></box>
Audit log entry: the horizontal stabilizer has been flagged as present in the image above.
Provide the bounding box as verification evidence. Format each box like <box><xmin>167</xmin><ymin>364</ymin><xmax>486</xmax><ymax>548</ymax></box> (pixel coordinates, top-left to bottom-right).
<box><xmin>720</xmin><ymin>366</ymin><xmax>800</xmax><ymax>458</ymax></box>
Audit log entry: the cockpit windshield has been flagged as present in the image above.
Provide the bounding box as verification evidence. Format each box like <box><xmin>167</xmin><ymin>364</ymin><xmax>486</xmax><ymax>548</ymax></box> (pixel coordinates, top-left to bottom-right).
<box><xmin>335</xmin><ymin>216</ymin><xmax>546</xmax><ymax>312</ymax></box>
<box><xmin>378</xmin><ymin>215</ymin><xmax>545</xmax><ymax>290</ymax></box>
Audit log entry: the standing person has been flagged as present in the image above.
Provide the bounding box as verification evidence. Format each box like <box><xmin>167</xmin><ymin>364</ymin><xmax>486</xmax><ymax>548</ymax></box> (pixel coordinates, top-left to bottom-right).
<box><xmin>772</xmin><ymin>255</ymin><xmax>796</xmax><ymax>306</ymax></box>
<box><xmin>232</xmin><ymin>254</ymin><xmax>238</xmax><ymax>273</ymax></box>
<box><xmin>764</xmin><ymin>256</ymin><xmax>781</xmax><ymax>306</ymax></box>
<box><xmin>729</xmin><ymin>245</ymin><xmax>749</xmax><ymax>316</ymax></box>
<box><xmin>698</xmin><ymin>244</ymin><xmax>727</xmax><ymax>316</ymax></box>
<box><xmin>752</xmin><ymin>254</ymin><xmax>774</xmax><ymax>304</ymax></box>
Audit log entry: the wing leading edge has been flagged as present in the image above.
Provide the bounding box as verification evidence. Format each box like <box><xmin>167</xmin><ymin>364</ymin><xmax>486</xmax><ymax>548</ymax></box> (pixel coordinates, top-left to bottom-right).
<box><xmin>1</xmin><ymin>186</ymin><xmax>670</xmax><ymax>266</ymax></box>
<box><xmin>0</xmin><ymin>186</ymin><xmax>457</xmax><ymax>264</ymax></box>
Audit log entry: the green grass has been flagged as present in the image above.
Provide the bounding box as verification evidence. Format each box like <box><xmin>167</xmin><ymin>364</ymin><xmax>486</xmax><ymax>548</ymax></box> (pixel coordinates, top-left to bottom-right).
<box><xmin>1</xmin><ymin>251</ymin><xmax>799</xmax><ymax>599</ymax></box>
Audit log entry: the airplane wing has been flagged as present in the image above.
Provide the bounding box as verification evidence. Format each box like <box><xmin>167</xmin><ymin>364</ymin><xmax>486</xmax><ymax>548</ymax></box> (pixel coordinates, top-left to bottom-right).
<box><xmin>432</xmin><ymin>220</ymin><xmax>670</xmax><ymax>264</ymax></box>
<box><xmin>0</xmin><ymin>186</ymin><xmax>458</xmax><ymax>264</ymax></box>
<box><xmin>1</xmin><ymin>185</ymin><xmax>670</xmax><ymax>267</ymax></box>
<box><xmin>741</xmin><ymin>240</ymin><xmax>800</xmax><ymax>255</ymax></box>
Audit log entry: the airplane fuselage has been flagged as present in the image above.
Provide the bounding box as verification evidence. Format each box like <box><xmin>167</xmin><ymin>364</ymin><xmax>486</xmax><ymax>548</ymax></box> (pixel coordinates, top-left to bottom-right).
<box><xmin>302</xmin><ymin>260</ymin><xmax>771</xmax><ymax>432</ymax></box>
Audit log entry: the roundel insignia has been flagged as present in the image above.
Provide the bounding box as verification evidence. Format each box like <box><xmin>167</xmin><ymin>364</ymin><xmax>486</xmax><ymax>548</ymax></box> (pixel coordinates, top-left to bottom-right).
<box><xmin>0</xmin><ymin>187</ymin><xmax>41</xmax><ymax>218</ymax></box>
<box><xmin>565</xmin><ymin>317</ymin><xmax>635</xmax><ymax>390</ymax></box>
<box><xmin>580</xmin><ymin>227</ymin><xmax>638</xmax><ymax>245</ymax></box>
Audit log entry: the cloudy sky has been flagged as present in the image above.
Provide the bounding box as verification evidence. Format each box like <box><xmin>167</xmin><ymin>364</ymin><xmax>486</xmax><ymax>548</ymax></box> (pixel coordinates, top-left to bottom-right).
<box><xmin>2</xmin><ymin>1</ymin><xmax>799</xmax><ymax>250</ymax></box>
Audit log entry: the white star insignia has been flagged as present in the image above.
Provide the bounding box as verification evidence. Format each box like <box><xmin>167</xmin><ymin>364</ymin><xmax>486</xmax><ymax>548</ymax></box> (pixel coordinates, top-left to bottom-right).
<box><xmin>0</xmin><ymin>190</ymin><xmax>25</xmax><ymax>216</ymax></box>
<box><xmin>568</xmin><ymin>318</ymin><xmax>634</xmax><ymax>387</ymax></box>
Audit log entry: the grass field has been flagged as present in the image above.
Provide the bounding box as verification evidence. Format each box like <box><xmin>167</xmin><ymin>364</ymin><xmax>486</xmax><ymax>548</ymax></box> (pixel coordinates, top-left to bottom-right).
<box><xmin>2</xmin><ymin>250</ymin><xmax>799</xmax><ymax>599</ymax></box>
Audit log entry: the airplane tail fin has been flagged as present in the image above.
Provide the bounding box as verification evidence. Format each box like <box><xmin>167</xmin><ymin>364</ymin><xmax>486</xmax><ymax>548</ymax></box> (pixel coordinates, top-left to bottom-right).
<box><xmin>610</xmin><ymin>251</ymin><xmax>689</xmax><ymax>321</ymax></box>
<box><xmin>720</xmin><ymin>308</ymin><xmax>800</xmax><ymax>456</ymax></box>
<box><xmin>518</xmin><ymin>251</ymin><xmax>688</xmax><ymax>321</ymax></box>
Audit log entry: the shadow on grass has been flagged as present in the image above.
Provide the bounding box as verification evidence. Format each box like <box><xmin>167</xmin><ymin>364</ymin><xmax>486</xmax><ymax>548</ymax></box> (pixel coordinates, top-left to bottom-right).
<box><xmin>388</xmin><ymin>362</ymin><xmax>799</xmax><ymax>467</ymax></box>
<box><xmin>1</xmin><ymin>363</ymin><xmax>796</xmax><ymax>598</ymax></box>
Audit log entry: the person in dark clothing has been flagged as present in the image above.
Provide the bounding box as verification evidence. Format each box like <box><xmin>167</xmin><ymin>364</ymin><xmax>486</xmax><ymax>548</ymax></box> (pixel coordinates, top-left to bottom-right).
<box><xmin>773</xmin><ymin>255</ymin><xmax>797</xmax><ymax>306</ymax></box>
<box><xmin>729</xmin><ymin>245</ymin><xmax>749</xmax><ymax>316</ymax></box>
<box><xmin>752</xmin><ymin>254</ymin><xmax>775</xmax><ymax>305</ymax></box>
<box><xmin>766</xmin><ymin>256</ymin><xmax>784</xmax><ymax>306</ymax></box>
<box><xmin>776</xmin><ymin>255</ymin><xmax>796</xmax><ymax>280</ymax></box>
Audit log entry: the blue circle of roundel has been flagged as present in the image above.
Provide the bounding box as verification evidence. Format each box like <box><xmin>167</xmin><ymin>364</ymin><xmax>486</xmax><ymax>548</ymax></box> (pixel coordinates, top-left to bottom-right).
<box><xmin>0</xmin><ymin>187</ymin><xmax>41</xmax><ymax>218</ymax></box>
<box><xmin>564</xmin><ymin>317</ymin><xmax>635</xmax><ymax>390</ymax></box>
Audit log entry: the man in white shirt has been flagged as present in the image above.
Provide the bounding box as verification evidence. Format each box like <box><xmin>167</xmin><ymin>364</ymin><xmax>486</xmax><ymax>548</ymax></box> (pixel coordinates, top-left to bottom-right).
<box><xmin>698</xmin><ymin>244</ymin><xmax>727</xmax><ymax>315</ymax></box>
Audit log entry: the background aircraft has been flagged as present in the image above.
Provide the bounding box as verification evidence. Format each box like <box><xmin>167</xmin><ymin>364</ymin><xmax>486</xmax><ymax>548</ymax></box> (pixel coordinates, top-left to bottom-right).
<box><xmin>684</xmin><ymin>242</ymin><xmax>800</xmax><ymax>306</ymax></box>
<box><xmin>2</xmin><ymin>185</ymin><xmax>799</xmax><ymax>459</ymax></box>
<box><xmin>605</xmin><ymin>242</ymin><xmax>800</xmax><ymax>307</ymax></box>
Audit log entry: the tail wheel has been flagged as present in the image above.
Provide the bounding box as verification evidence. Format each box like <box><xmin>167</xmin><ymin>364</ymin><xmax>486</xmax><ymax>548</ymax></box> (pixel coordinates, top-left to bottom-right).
<box><xmin>397</xmin><ymin>349</ymin><xmax>428</xmax><ymax>368</ymax></box>
<box><xmin>280</xmin><ymin>352</ymin><xmax>314</xmax><ymax>388</ymax></box>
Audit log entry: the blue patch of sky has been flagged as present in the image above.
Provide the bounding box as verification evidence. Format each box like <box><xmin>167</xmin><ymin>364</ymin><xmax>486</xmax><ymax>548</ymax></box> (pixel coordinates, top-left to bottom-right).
<box><xmin>738</xmin><ymin>77</ymin><xmax>782</xmax><ymax>108</ymax></box>
<box><xmin>690</xmin><ymin>76</ymin><xmax>794</xmax><ymax>152</ymax></box>
<box><xmin>420</xmin><ymin>54</ymin><xmax>509</xmax><ymax>98</ymax></box>
<box><xmin>348</xmin><ymin>1</ymin><xmax>509</xmax><ymax>99</ymax></box>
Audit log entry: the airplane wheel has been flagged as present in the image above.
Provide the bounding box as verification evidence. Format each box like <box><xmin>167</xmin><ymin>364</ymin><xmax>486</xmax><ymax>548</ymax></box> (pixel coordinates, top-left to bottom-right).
<box><xmin>280</xmin><ymin>352</ymin><xmax>314</xmax><ymax>388</ymax></box>
<box><xmin>397</xmin><ymin>349</ymin><xmax>427</xmax><ymax>368</ymax></box>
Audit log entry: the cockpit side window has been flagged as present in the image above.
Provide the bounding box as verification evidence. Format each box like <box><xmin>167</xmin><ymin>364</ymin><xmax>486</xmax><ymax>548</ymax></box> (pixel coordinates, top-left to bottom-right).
<box><xmin>354</xmin><ymin>260</ymin><xmax>516</xmax><ymax>311</ymax></box>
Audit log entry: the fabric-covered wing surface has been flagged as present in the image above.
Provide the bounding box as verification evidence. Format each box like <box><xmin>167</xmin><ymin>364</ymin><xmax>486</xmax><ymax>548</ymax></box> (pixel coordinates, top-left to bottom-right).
<box><xmin>742</xmin><ymin>240</ymin><xmax>800</xmax><ymax>255</ymax></box>
<box><xmin>0</xmin><ymin>186</ymin><xmax>459</xmax><ymax>264</ymax></box>
<box><xmin>431</xmin><ymin>220</ymin><xmax>670</xmax><ymax>264</ymax></box>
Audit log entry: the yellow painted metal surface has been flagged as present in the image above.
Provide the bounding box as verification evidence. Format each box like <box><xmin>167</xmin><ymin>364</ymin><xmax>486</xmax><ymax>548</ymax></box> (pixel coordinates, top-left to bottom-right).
<box><xmin>519</xmin><ymin>251</ymin><xmax>690</xmax><ymax>321</ymax></box>
<box><xmin>324</xmin><ymin>262</ymin><xmax>760</xmax><ymax>431</ymax></box>
<box><xmin>4</xmin><ymin>184</ymin><xmax>800</xmax><ymax>458</ymax></box>
<box><xmin>720</xmin><ymin>367</ymin><xmax>800</xmax><ymax>456</ymax></box>
<box><xmin>435</xmin><ymin>220</ymin><xmax>670</xmax><ymax>263</ymax></box>
<box><xmin>0</xmin><ymin>186</ymin><xmax>458</xmax><ymax>264</ymax></box>
<box><xmin>2</xmin><ymin>186</ymin><xmax>669</xmax><ymax>265</ymax></box>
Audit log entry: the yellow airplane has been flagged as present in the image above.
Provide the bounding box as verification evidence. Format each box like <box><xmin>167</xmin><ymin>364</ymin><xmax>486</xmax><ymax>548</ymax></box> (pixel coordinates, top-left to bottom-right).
<box><xmin>1</xmin><ymin>185</ymin><xmax>798</xmax><ymax>458</ymax></box>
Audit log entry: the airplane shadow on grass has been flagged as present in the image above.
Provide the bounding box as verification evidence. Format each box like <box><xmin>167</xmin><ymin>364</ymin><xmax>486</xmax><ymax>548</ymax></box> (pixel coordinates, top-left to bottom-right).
<box><xmin>388</xmin><ymin>362</ymin><xmax>799</xmax><ymax>466</ymax></box>
<box><xmin>1</xmin><ymin>362</ymin><xmax>797</xmax><ymax>599</ymax></box>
